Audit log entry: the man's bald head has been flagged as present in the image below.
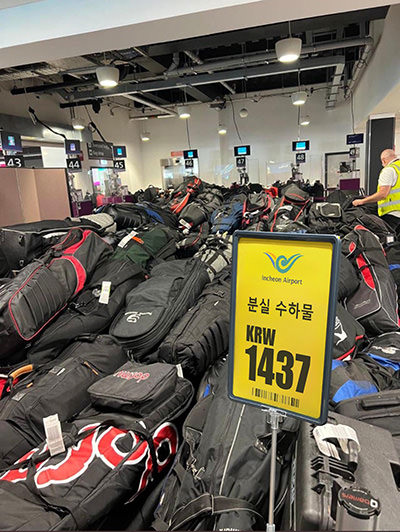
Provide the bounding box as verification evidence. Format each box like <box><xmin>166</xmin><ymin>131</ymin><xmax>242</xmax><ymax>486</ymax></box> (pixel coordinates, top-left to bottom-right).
<box><xmin>381</xmin><ymin>149</ymin><xmax>397</xmax><ymax>166</ymax></box>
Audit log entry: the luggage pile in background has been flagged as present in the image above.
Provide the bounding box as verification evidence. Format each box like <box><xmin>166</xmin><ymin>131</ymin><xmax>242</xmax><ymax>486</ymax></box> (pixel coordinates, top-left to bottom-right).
<box><xmin>1</xmin><ymin>176</ymin><xmax>400</xmax><ymax>530</ymax></box>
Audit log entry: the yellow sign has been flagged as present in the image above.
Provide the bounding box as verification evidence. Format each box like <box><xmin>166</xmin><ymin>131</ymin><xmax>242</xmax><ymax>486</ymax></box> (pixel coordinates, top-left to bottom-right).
<box><xmin>228</xmin><ymin>232</ymin><xmax>340</xmax><ymax>424</ymax></box>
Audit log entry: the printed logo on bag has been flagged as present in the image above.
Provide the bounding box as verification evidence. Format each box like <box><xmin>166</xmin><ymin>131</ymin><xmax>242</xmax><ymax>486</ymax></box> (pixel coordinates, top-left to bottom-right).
<box><xmin>114</xmin><ymin>370</ymin><xmax>150</xmax><ymax>382</ymax></box>
<box><xmin>334</xmin><ymin>317</ymin><xmax>347</xmax><ymax>344</ymax></box>
<box><xmin>125</xmin><ymin>311</ymin><xmax>153</xmax><ymax>323</ymax></box>
<box><xmin>0</xmin><ymin>422</ymin><xmax>178</xmax><ymax>493</ymax></box>
<box><xmin>264</xmin><ymin>252</ymin><xmax>303</xmax><ymax>273</ymax></box>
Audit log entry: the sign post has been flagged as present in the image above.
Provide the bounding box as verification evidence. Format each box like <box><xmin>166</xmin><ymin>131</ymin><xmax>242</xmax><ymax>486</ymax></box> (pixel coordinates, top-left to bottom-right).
<box><xmin>228</xmin><ymin>232</ymin><xmax>340</xmax><ymax>530</ymax></box>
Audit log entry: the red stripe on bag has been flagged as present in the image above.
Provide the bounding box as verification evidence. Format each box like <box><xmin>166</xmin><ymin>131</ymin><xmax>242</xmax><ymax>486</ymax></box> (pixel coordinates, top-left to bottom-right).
<box><xmin>356</xmin><ymin>254</ymin><xmax>375</xmax><ymax>290</ymax></box>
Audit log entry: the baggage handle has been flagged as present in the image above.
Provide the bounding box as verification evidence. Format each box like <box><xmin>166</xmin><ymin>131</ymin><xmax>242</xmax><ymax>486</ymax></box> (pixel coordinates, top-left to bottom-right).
<box><xmin>0</xmin><ymin>363</ymin><xmax>34</xmax><ymax>399</ymax></box>
<box><xmin>360</xmin><ymin>394</ymin><xmax>400</xmax><ymax>409</ymax></box>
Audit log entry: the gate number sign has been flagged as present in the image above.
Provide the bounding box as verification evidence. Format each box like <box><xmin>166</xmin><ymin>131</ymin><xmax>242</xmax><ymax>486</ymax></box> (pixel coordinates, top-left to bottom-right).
<box><xmin>228</xmin><ymin>232</ymin><xmax>340</xmax><ymax>424</ymax></box>
<box><xmin>5</xmin><ymin>155</ymin><xmax>24</xmax><ymax>168</ymax></box>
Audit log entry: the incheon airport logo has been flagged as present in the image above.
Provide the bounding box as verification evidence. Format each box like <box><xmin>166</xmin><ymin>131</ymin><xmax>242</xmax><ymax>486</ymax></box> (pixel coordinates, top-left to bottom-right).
<box><xmin>264</xmin><ymin>252</ymin><xmax>303</xmax><ymax>274</ymax></box>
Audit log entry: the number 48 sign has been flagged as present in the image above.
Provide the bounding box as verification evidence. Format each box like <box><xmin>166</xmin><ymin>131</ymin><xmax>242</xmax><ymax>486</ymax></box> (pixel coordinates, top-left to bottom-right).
<box><xmin>228</xmin><ymin>232</ymin><xmax>340</xmax><ymax>424</ymax></box>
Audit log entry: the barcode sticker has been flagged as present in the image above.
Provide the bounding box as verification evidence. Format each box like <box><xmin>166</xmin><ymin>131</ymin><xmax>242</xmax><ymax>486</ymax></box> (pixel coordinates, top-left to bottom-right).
<box><xmin>251</xmin><ymin>387</ymin><xmax>299</xmax><ymax>408</ymax></box>
<box><xmin>99</xmin><ymin>281</ymin><xmax>111</xmax><ymax>305</ymax></box>
<box><xmin>118</xmin><ymin>231</ymin><xmax>138</xmax><ymax>248</ymax></box>
<box><xmin>43</xmin><ymin>414</ymin><xmax>65</xmax><ymax>456</ymax></box>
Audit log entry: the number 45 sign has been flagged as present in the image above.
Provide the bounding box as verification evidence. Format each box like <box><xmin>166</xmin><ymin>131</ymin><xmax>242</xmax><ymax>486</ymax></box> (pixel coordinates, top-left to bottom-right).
<box><xmin>228</xmin><ymin>232</ymin><xmax>340</xmax><ymax>424</ymax></box>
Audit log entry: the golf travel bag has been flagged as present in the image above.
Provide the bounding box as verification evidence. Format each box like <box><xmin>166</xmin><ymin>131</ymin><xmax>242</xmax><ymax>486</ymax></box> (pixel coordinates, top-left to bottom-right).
<box><xmin>333</xmin><ymin>304</ymin><xmax>365</xmax><ymax>360</ymax></box>
<box><xmin>153</xmin><ymin>361</ymin><xmax>299</xmax><ymax>531</ymax></box>
<box><xmin>169</xmin><ymin>177</ymin><xmax>203</xmax><ymax>215</ymax></box>
<box><xmin>210</xmin><ymin>194</ymin><xmax>247</xmax><ymax>234</ymax></box>
<box><xmin>156</xmin><ymin>267</ymin><xmax>231</xmax><ymax>380</ymax></box>
<box><xmin>0</xmin><ymin>229</ymin><xmax>112</xmax><ymax>364</ymax></box>
<box><xmin>0</xmin><ymin>361</ymin><xmax>194</xmax><ymax>531</ymax></box>
<box><xmin>0</xmin><ymin>217</ymin><xmax>113</xmax><ymax>271</ymax></box>
<box><xmin>110</xmin><ymin>258</ymin><xmax>210</xmax><ymax>358</ymax></box>
<box><xmin>343</xmin><ymin>225</ymin><xmax>399</xmax><ymax>335</ymax></box>
<box><xmin>269</xmin><ymin>184</ymin><xmax>310</xmax><ymax>232</ymax></box>
<box><xmin>27</xmin><ymin>255</ymin><xmax>145</xmax><ymax>364</ymax></box>
<box><xmin>0</xmin><ymin>335</ymin><xmax>126</xmax><ymax>469</ymax></box>
<box><xmin>241</xmin><ymin>192</ymin><xmax>273</xmax><ymax>230</ymax></box>
<box><xmin>307</xmin><ymin>202</ymin><xmax>346</xmax><ymax>234</ymax></box>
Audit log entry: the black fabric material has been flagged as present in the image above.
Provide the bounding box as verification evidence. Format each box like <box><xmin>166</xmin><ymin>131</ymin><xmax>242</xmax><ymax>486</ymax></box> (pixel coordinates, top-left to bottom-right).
<box><xmin>0</xmin><ymin>219</ymin><xmax>103</xmax><ymax>271</ymax></box>
<box><xmin>157</xmin><ymin>268</ymin><xmax>231</xmax><ymax>380</ymax></box>
<box><xmin>27</xmin><ymin>257</ymin><xmax>144</xmax><ymax>364</ymax></box>
<box><xmin>100</xmin><ymin>202</ymin><xmax>178</xmax><ymax>230</ymax></box>
<box><xmin>386</xmin><ymin>242</ymin><xmax>400</xmax><ymax>301</ymax></box>
<box><xmin>210</xmin><ymin>195</ymin><xmax>246</xmax><ymax>234</ymax></box>
<box><xmin>176</xmin><ymin>223</ymin><xmax>210</xmax><ymax>257</ymax></box>
<box><xmin>0</xmin><ymin>229</ymin><xmax>112</xmax><ymax>364</ymax></box>
<box><xmin>343</xmin><ymin>225</ymin><xmax>399</xmax><ymax>335</ymax></box>
<box><xmin>332</xmin><ymin>303</ymin><xmax>365</xmax><ymax>360</ymax></box>
<box><xmin>153</xmin><ymin>361</ymin><xmax>298</xmax><ymax>531</ymax></box>
<box><xmin>338</xmin><ymin>255</ymin><xmax>360</xmax><ymax>302</ymax></box>
<box><xmin>0</xmin><ymin>335</ymin><xmax>126</xmax><ymax>469</ymax></box>
<box><xmin>242</xmin><ymin>192</ymin><xmax>273</xmax><ymax>230</ymax></box>
<box><xmin>110</xmin><ymin>258</ymin><xmax>210</xmax><ymax>357</ymax></box>
<box><xmin>382</xmin><ymin>213</ymin><xmax>400</xmax><ymax>232</ymax></box>
<box><xmin>308</xmin><ymin>203</ymin><xmax>346</xmax><ymax>234</ymax></box>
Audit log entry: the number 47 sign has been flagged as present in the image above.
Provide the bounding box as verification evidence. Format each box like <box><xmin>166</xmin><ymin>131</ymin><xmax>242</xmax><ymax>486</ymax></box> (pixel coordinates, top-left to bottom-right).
<box><xmin>228</xmin><ymin>232</ymin><xmax>340</xmax><ymax>424</ymax></box>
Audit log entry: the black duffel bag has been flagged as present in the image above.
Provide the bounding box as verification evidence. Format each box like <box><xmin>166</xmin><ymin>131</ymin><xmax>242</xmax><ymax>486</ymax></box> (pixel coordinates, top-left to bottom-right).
<box><xmin>0</xmin><ymin>335</ymin><xmax>126</xmax><ymax>469</ymax></box>
<box><xmin>110</xmin><ymin>258</ymin><xmax>210</xmax><ymax>358</ymax></box>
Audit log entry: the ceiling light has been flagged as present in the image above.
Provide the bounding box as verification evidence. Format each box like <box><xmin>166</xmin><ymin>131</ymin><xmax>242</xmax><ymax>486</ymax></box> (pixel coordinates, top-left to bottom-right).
<box><xmin>275</xmin><ymin>37</ymin><xmax>302</xmax><ymax>63</ymax></box>
<box><xmin>218</xmin><ymin>124</ymin><xmax>227</xmax><ymax>135</ymax></box>
<box><xmin>178</xmin><ymin>105</ymin><xmax>191</xmax><ymax>119</ymax></box>
<box><xmin>239</xmin><ymin>108</ymin><xmax>248</xmax><ymax>118</ymax></box>
<box><xmin>291</xmin><ymin>91</ymin><xmax>307</xmax><ymax>106</ymax></box>
<box><xmin>141</xmin><ymin>132</ymin><xmax>150</xmax><ymax>142</ymax></box>
<box><xmin>96</xmin><ymin>66</ymin><xmax>119</xmax><ymax>88</ymax></box>
<box><xmin>72</xmin><ymin>117</ymin><xmax>85</xmax><ymax>130</ymax></box>
<box><xmin>300</xmin><ymin>115</ymin><xmax>310</xmax><ymax>126</ymax></box>
<box><xmin>157</xmin><ymin>114</ymin><xmax>174</xmax><ymax>119</ymax></box>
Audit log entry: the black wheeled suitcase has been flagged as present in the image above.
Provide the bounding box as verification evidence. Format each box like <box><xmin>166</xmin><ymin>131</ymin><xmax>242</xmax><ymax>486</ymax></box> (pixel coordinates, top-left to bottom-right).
<box><xmin>335</xmin><ymin>390</ymin><xmax>400</xmax><ymax>454</ymax></box>
<box><xmin>283</xmin><ymin>412</ymin><xmax>400</xmax><ymax>530</ymax></box>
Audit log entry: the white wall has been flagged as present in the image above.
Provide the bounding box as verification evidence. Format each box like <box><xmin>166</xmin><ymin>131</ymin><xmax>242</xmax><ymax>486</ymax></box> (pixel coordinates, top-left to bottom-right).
<box><xmin>0</xmin><ymin>87</ymin><xmax>143</xmax><ymax>193</ymax></box>
<box><xmin>141</xmin><ymin>90</ymin><xmax>365</xmax><ymax>188</ymax></box>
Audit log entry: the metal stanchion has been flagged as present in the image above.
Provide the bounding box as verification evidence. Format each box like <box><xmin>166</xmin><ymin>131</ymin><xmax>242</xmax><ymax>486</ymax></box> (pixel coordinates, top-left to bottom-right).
<box><xmin>266</xmin><ymin>409</ymin><xmax>285</xmax><ymax>532</ymax></box>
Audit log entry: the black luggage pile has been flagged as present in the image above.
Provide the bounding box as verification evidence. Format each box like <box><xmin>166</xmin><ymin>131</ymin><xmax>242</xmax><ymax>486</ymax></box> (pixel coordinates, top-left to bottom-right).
<box><xmin>1</xmin><ymin>175</ymin><xmax>400</xmax><ymax>530</ymax></box>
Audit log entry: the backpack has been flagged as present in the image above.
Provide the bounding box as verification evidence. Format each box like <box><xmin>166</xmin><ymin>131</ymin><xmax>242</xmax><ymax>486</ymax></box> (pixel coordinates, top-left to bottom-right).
<box><xmin>153</xmin><ymin>361</ymin><xmax>298</xmax><ymax>531</ymax></box>
<box><xmin>27</xmin><ymin>256</ymin><xmax>145</xmax><ymax>365</ymax></box>
<box><xmin>0</xmin><ymin>335</ymin><xmax>126</xmax><ymax>469</ymax></box>
<box><xmin>157</xmin><ymin>268</ymin><xmax>231</xmax><ymax>380</ymax></box>
<box><xmin>113</xmin><ymin>224</ymin><xmax>178</xmax><ymax>270</ymax></box>
<box><xmin>307</xmin><ymin>203</ymin><xmax>346</xmax><ymax>234</ymax></box>
<box><xmin>0</xmin><ymin>362</ymin><xmax>193</xmax><ymax>531</ymax></box>
<box><xmin>110</xmin><ymin>259</ymin><xmax>210</xmax><ymax>358</ymax></box>
<box><xmin>343</xmin><ymin>225</ymin><xmax>399</xmax><ymax>335</ymax></box>
<box><xmin>0</xmin><ymin>229</ymin><xmax>112</xmax><ymax>364</ymax></box>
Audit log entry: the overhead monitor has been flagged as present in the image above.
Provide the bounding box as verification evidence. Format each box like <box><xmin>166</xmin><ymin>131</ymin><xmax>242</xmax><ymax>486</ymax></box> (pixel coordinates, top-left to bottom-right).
<box><xmin>113</xmin><ymin>145</ymin><xmax>127</xmax><ymax>158</ymax></box>
<box><xmin>183</xmin><ymin>149</ymin><xmax>198</xmax><ymax>159</ymax></box>
<box><xmin>1</xmin><ymin>131</ymin><xmax>22</xmax><ymax>152</ymax></box>
<box><xmin>234</xmin><ymin>145</ymin><xmax>251</xmax><ymax>157</ymax></box>
<box><xmin>346</xmin><ymin>133</ymin><xmax>364</xmax><ymax>145</ymax></box>
<box><xmin>292</xmin><ymin>140</ymin><xmax>310</xmax><ymax>151</ymax></box>
<box><xmin>65</xmin><ymin>139</ymin><xmax>81</xmax><ymax>155</ymax></box>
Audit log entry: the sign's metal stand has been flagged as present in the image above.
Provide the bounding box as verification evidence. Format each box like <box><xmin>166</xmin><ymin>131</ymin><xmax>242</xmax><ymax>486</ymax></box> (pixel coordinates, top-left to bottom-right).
<box><xmin>266</xmin><ymin>409</ymin><xmax>286</xmax><ymax>532</ymax></box>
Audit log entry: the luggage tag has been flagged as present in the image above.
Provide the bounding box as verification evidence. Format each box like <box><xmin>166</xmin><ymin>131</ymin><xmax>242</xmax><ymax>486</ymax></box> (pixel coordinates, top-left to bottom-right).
<box><xmin>43</xmin><ymin>413</ymin><xmax>66</xmax><ymax>456</ymax></box>
<box><xmin>176</xmin><ymin>364</ymin><xmax>184</xmax><ymax>378</ymax></box>
<box><xmin>313</xmin><ymin>424</ymin><xmax>360</xmax><ymax>459</ymax></box>
<box><xmin>118</xmin><ymin>230</ymin><xmax>138</xmax><ymax>248</ymax></box>
<box><xmin>99</xmin><ymin>281</ymin><xmax>112</xmax><ymax>305</ymax></box>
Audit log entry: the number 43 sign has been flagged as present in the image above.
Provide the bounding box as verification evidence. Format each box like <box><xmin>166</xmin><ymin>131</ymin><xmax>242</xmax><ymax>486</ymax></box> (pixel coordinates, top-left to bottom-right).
<box><xmin>228</xmin><ymin>232</ymin><xmax>340</xmax><ymax>424</ymax></box>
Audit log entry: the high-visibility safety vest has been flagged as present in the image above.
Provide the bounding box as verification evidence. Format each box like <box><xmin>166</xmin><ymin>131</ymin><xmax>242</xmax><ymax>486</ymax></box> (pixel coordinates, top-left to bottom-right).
<box><xmin>378</xmin><ymin>159</ymin><xmax>400</xmax><ymax>216</ymax></box>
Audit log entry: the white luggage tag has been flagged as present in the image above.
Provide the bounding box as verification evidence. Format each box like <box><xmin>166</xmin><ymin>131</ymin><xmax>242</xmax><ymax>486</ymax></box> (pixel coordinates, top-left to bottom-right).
<box><xmin>43</xmin><ymin>414</ymin><xmax>65</xmax><ymax>456</ymax></box>
<box><xmin>99</xmin><ymin>281</ymin><xmax>112</xmax><ymax>305</ymax></box>
<box><xmin>118</xmin><ymin>230</ymin><xmax>138</xmax><ymax>248</ymax></box>
<box><xmin>313</xmin><ymin>423</ymin><xmax>360</xmax><ymax>459</ymax></box>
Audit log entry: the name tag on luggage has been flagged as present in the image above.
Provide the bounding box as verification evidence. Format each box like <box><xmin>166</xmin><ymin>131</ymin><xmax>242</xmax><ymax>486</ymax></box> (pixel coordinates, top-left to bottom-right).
<box><xmin>99</xmin><ymin>281</ymin><xmax>112</xmax><ymax>305</ymax></box>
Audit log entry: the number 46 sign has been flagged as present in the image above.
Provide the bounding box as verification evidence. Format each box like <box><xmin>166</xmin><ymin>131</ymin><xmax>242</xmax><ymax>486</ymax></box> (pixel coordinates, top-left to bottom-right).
<box><xmin>228</xmin><ymin>232</ymin><xmax>340</xmax><ymax>424</ymax></box>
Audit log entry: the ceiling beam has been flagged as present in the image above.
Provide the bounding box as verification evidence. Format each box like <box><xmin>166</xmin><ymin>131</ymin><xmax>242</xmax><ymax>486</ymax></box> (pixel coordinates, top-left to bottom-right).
<box><xmin>69</xmin><ymin>56</ymin><xmax>346</xmax><ymax>101</ymax></box>
<box><xmin>184</xmin><ymin>85</ymin><xmax>212</xmax><ymax>102</ymax></box>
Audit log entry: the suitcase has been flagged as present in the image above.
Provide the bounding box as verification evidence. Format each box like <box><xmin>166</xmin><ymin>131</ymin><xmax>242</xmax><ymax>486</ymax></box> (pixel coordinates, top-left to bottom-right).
<box><xmin>283</xmin><ymin>412</ymin><xmax>400</xmax><ymax>530</ymax></box>
<box><xmin>335</xmin><ymin>390</ymin><xmax>400</xmax><ymax>454</ymax></box>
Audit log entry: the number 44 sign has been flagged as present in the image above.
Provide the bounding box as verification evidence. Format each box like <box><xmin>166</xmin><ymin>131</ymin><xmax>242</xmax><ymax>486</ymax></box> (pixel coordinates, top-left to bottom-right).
<box><xmin>228</xmin><ymin>232</ymin><xmax>340</xmax><ymax>424</ymax></box>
